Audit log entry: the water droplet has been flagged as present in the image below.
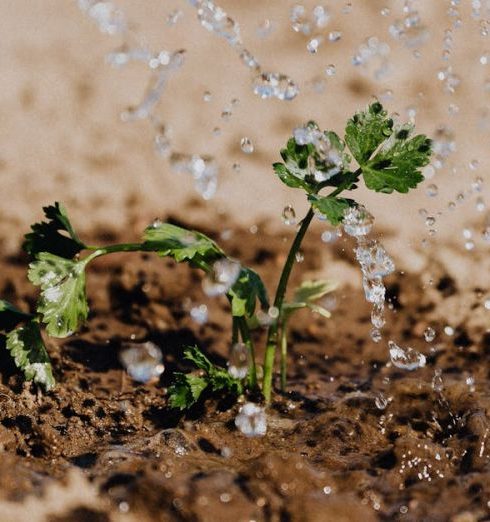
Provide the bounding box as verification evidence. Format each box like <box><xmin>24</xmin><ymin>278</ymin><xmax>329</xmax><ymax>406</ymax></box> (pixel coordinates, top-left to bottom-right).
<box><xmin>425</xmin><ymin>216</ymin><xmax>436</xmax><ymax>227</ymax></box>
<box><xmin>119</xmin><ymin>342</ymin><xmax>165</xmax><ymax>383</ymax></box>
<box><xmin>197</xmin><ymin>1</ymin><xmax>241</xmax><ymax>46</ymax></box>
<box><xmin>328</xmin><ymin>31</ymin><xmax>342</xmax><ymax>42</ymax></box>
<box><xmin>381</xmin><ymin>7</ymin><xmax>390</xmax><ymax>16</ymax></box>
<box><xmin>424</xmin><ymin>327</ymin><xmax>436</xmax><ymax>342</ymax></box>
<box><xmin>426</xmin><ymin>184</ymin><xmax>438</xmax><ymax>197</ymax></box>
<box><xmin>342</xmin><ymin>206</ymin><xmax>374</xmax><ymax>237</ymax></box>
<box><xmin>295</xmin><ymin>251</ymin><xmax>304</xmax><ymax>263</ymax></box>
<box><xmin>307</xmin><ymin>36</ymin><xmax>323</xmax><ymax>54</ymax></box>
<box><xmin>203</xmin><ymin>90</ymin><xmax>212</xmax><ymax>102</ymax></box>
<box><xmin>389</xmin><ymin>340</ymin><xmax>426</xmax><ymax>370</ymax></box>
<box><xmin>252</xmin><ymin>72</ymin><xmax>299</xmax><ymax>101</ymax></box>
<box><xmin>371</xmin><ymin>303</ymin><xmax>386</xmax><ymax>328</ymax></box>
<box><xmin>268</xmin><ymin>306</ymin><xmax>280</xmax><ymax>319</ymax></box>
<box><xmin>363</xmin><ymin>277</ymin><xmax>386</xmax><ymax>304</ymax></box>
<box><xmin>202</xmin><ymin>259</ymin><xmax>241</xmax><ymax>297</ymax></box>
<box><xmin>239</xmin><ymin>48</ymin><xmax>260</xmax><ymax>69</ymax></box>
<box><xmin>355</xmin><ymin>240</ymin><xmax>395</xmax><ymax>279</ymax></box>
<box><xmin>371</xmin><ymin>328</ymin><xmax>382</xmax><ymax>343</ymax></box>
<box><xmin>228</xmin><ymin>342</ymin><xmax>248</xmax><ymax>379</ymax></box>
<box><xmin>282</xmin><ymin>205</ymin><xmax>296</xmax><ymax>226</ymax></box>
<box><xmin>190</xmin><ymin>304</ymin><xmax>208</xmax><ymax>325</ymax></box>
<box><xmin>240</xmin><ymin>137</ymin><xmax>254</xmax><ymax>154</ymax></box>
<box><xmin>432</xmin><ymin>369</ymin><xmax>444</xmax><ymax>392</ymax></box>
<box><xmin>375</xmin><ymin>393</ymin><xmax>388</xmax><ymax>409</ymax></box>
<box><xmin>235</xmin><ymin>403</ymin><xmax>267</xmax><ymax>437</ymax></box>
<box><xmin>325</xmin><ymin>64</ymin><xmax>336</xmax><ymax>76</ymax></box>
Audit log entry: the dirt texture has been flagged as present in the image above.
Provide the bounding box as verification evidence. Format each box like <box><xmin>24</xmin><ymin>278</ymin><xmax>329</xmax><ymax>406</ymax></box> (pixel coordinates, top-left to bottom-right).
<box><xmin>0</xmin><ymin>215</ymin><xmax>489</xmax><ymax>522</ymax></box>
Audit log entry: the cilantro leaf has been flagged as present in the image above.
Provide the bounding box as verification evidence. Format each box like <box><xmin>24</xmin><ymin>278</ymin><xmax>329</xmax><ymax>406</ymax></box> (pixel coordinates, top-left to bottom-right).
<box><xmin>0</xmin><ymin>300</ymin><xmax>33</xmax><ymax>332</ymax></box>
<box><xmin>275</xmin><ymin>138</ymin><xmax>317</xmax><ymax>192</ymax></box>
<box><xmin>273</xmin><ymin>162</ymin><xmax>315</xmax><ymax>192</ymax></box>
<box><xmin>168</xmin><ymin>373</ymin><xmax>208</xmax><ymax>410</ymax></box>
<box><xmin>6</xmin><ymin>321</ymin><xmax>55</xmax><ymax>390</ymax></box>
<box><xmin>143</xmin><ymin>223</ymin><xmax>224</xmax><ymax>267</ymax></box>
<box><xmin>345</xmin><ymin>101</ymin><xmax>394</xmax><ymax>164</ymax></box>
<box><xmin>28</xmin><ymin>253</ymin><xmax>89</xmax><ymax>338</ymax></box>
<box><xmin>362</xmin><ymin>128</ymin><xmax>432</xmax><ymax>193</ymax></box>
<box><xmin>228</xmin><ymin>267</ymin><xmax>269</xmax><ymax>318</ymax></box>
<box><xmin>23</xmin><ymin>202</ymin><xmax>86</xmax><ymax>259</ymax></box>
<box><xmin>309</xmin><ymin>195</ymin><xmax>356</xmax><ymax>225</ymax></box>
<box><xmin>168</xmin><ymin>346</ymin><xmax>243</xmax><ymax>410</ymax></box>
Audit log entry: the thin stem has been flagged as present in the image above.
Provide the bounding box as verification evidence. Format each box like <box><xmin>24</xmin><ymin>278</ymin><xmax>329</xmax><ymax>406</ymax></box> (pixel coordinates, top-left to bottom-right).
<box><xmin>280</xmin><ymin>320</ymin><xmax>288</xmax><ymax>392</ymax></box>
<box><xmin>237</xmin><ymin>317</ymin><xmax>257</xmax><ymax>388</ymax></box>
<box><xmin>261</xmin><ymin>174</ymin><xmax>357</xmax><ymax>402</ymax></box>
<box><xmin>232</xmin><ymin>317</ymin><xmax>239</xmax><ymax>345</ymax></box>
<box><xmin>262</xmin><ymin>207</ymin><xmax>314</xmax><ymax>402</ymax></box>
<box><xmin>85</xmin><ymin>242</ymin><xmax>145</xmax><ymax>255</ymax></box>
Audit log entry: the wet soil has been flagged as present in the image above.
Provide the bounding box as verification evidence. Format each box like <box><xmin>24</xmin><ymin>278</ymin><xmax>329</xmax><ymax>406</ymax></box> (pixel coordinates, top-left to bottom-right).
<box><xmin>0</xmin><ymin>218</ymin><xmax>489</xmax><ymax>522</ymax></box>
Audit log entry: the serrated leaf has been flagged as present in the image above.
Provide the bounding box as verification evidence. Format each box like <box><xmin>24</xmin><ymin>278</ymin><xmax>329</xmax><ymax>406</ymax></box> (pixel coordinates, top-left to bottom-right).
<box><xmin>228</xmin><ymin>267</ymin><xmax>269</xmax><ymax>318</ymax></box>
<box><xmin>309</xmin><ymin>195</ymin><xmax>356</xmax><ymax>225</ymax></box>
<box><xmin>6</xmin><ymin>321</ymin><xmax>55</xmax><ymax>390</ymax></box>
<box><xmin>28</xmin><ymin>253</ymin><xmax>89</xmax><ymax>338</ymax></box>
<box><xmin>183</xmin><ymin>345</ymin><xmax>214</xmax><ymax>374</ymax></box>
<box><xmin>345</xmin><ymin>102</ymin><xmax>394</xmax><ymax>165</ymax></box>
<box><xmin>273</xmin><ymin>162</ymin><xmax>315</xmax><ymax>192</ymax></box>
<box><xmin>168</xmin><ymin>373</ymin><xmax>208</xmax><ymax>410</ymax></box>
<box><xmin>23</xmin><ymin>202</ymin><xmax>86</xmax><ymax>259</ymax></box>
<box><xmin>362</xmin><ymin>129</ymin><xmax>432</xmax><ymax>193</ymax></box>
<box><xmin>168</xmin><ymin>346</ymin><xmax>243</xmax><ymax>410</ymax></box>
<box><xmin>143</xmin><ymin>223</ymin><xmax>224</xmax><ymax>266</ymax></box>
<box><xmin>0</xmin><ymin>300</ymin><xmax>33</xmax><ymax>332</ymax></box>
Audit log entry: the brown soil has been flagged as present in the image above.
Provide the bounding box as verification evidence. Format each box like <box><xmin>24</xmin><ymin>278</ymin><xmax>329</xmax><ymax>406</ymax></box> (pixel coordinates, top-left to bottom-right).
<box><xmin>0</xmin><ymin>217</ymin><xmax>489</xmax><ymax>522</ymax></box>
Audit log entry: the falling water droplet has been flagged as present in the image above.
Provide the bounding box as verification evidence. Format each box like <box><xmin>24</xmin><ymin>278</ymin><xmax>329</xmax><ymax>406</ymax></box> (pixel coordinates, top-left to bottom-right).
<box><xmin>424</xmin><ymin>326</ymin><xmax>436</xmax><ymax>342</ymax></box>
<box><xmin>235</xmin><ymin>403</ymin><xmax>267</xmax><ymax>437</ymax></box>
<box><xmin>282</xmin><ymin>205</ymin><xmax>297</xmax><ymax>225</ymax></box>
<box><xmin>228</xmin><ymin>342</ymin><xmax>249</xmax><ymax>379</ymax></box>
<box><xmin>389</xmin><ymin>341</ymin><xmax>426</xmax><ymax>370</ymax></box>
<box><xmin>119</xmin><ymin>342</ymin><xmax>165</xmax><ymax>383</ymax></box>
<box><xmin>240</xmin><ymin>137</ymin><xmax>254</xmax><ymax>154</ymax></box>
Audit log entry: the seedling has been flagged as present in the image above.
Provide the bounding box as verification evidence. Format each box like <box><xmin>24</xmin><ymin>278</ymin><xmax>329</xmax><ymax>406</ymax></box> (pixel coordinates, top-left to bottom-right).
<box><xmin>0</xmin><ymin>102</ymin><xmax>431</xmax><ymax>406</ymax></box>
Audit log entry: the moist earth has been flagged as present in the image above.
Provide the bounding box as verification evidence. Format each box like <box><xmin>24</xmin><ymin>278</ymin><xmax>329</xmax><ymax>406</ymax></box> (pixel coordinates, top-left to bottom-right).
<box><xmin>0</xmin><ymin>216</ymin><xmax>489</xmax><ymax>522</ymax></box>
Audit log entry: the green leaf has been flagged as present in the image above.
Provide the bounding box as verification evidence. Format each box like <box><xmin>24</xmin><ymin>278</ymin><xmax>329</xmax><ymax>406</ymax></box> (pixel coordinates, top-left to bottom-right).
<box><xmin>23</xmin><ymin>202</ymin><xmax>86</xmax><ymax>259</ymax></box>
<box><xmin>168</xmin><ymin>373</ymin><xmax>208</xmax><ymax>410</ymax></box>
<box><xmin>168</xmin><ymin>346</ymin><xmax>243</xmax><ymax>410</ymax></box>
<box><xmin>228</xmin><ymin>267</ymin><xmax>269</xmax><ymax>318</ymax></box>
<box><xmin>0</xmin><ymin>300</ymin><xmax>33</xmax><ymax>332</ymax></box>
<box><xmin>183</xmin><ymin>345</ymin><xmax>215</xmax><ymax>374</ymax></box>
<box><xmin>293</xmin><ymin>279</ymin><xmax>338</xmax><ymax>304</ymax></box>
<box><xmin>28</xmin><ymin>253</ymin><xmax>89</xmax><ymax>338</ymax></box>
<box><xmin>283</xmin><ymin>279</ymin><xmax>337</xmax><ymax>320</ymax></box>
<box><xmin>362</xmin><ymin>128</ymin><xmax>432</xmax><ymax>193</ymax></box>
<box><xmin>273</xmin><ymin>162</ymin><xmax>315</xmax><ymax>192</ymax></box>
<box><xmin>309</xmin><ymin>195</ymin><xmax>356</xmax><ymax>225</ymax></box>
<box><xmin>6</xmin><ymin>321</ymin><xmax>55</xmax><ymax>390</ymax></box>
<box><xmin>345</xmin><ymin>101</ymin><xmax>394</xmax><ymax>165</ymax></box>
<box><xmin>143</xmin><ymin>223</ymin><xmax>224</xmax><ymax>267</ymax></box>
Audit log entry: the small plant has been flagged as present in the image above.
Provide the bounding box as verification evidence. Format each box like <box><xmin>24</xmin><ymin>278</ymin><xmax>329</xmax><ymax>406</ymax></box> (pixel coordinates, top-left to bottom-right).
<box><xmin>0</xmin><ymin>102</ymin><xmax>431</xmax><ymax>405</ymax></box>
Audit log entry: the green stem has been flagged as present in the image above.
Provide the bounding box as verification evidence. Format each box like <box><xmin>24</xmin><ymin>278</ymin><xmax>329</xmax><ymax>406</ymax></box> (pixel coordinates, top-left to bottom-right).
<box><xmin>280</xmin><ymin>319</ymin><xmax>288</xmax><ymax>392</ymax></box>
<box><xmin>262</xmin><ymin>207</ymin><xmax>314</xmax><ymax>402</ymax></box>
<box><xmin>232</xmin><ymin>317</ymin><xmax>239</xmax><ymax>345</ymax></box>
<box><xmin>237</xmin><ymin>316</ymin><xmax>257</xmax><ymax>389</ymax></box>
<box><xmin>261</xmin><ymin>173</ymin><xmax>358</xmax><ymax>402</ymax></box>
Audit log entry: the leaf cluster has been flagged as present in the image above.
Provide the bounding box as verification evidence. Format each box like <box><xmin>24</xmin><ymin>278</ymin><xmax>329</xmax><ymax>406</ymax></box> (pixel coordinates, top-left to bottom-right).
<box><xmin>273</xmin><ymin>101</ymin><xmax>432</xmax><ymax>225</ymax></box>
<box><xmin>168</xmin><ymin>345</ymin><xmax>243</xmax><ymax>410</ymax></box>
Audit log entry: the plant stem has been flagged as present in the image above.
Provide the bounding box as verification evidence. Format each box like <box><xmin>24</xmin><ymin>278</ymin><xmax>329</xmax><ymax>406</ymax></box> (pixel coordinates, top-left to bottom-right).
<box><xmin>237</xmin><ymin>316</ymin><xmax>257</xmax><ymax>388</ymax></box>
<box><xmin>280</xmin><ymin>320</ymin><xmax>288</xmax><ymax>392</ymax></box>
<box><xmin>262</xmin><ymin>207</ymin><xmax>314</xmax><ymax>402</ymax></box>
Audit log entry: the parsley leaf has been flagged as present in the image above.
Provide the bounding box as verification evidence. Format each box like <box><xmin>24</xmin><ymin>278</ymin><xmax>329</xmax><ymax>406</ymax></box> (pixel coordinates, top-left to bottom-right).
<box><xmin>28</xmin><ymin>253</ymin><xmax>89</xmax><ymax>338</ymax></box>
<box><xmin>6</xmin><ymin>321</ymin><xmax>55</xmax><ymax>390</ymax></box>
<box><xmin>23</xmin><ymin>202</ymin><xmax>86</xmax><ymax>259</ymax></box>
<box><xmin>0</xmin><ymin>300</ymin><xmax>33</xmax><ymax>332</ymax></box>
<box><xmin>168</xmin><ymin>373</ymin><xmax>208</xmax><ymax>410</ymax></box>
<box><xmin>309</xmin><ymin>195</ymin><xmax>356</xmax><ymax>225</ymax></box>
<box><xmin>362</xmin><ymin>127</ymin><xmax>432</xmax><ymax>193</ymax></box>
<box><xmin>143</xmin><ymin>222</ymin><xmax>224</xmax><ymax>267</ymax></box>
<box><xmin>345</xmin><ymin>101</ymin><xmax>394</xmax><ymax>164</ymax></box>
<box><xmin>168</xmin><ymin>346</ymin><xmax>243</xmax><ymax>410</ymax></box>
<box><xmin>228</xmin><ymin>267</ymin><xmax>269</xmax><ymax>318</ymax></box>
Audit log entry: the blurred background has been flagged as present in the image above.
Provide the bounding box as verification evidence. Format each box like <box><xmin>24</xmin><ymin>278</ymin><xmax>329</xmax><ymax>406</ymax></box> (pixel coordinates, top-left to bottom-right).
<box><xmin>0</xmin><ymin>0</ymin><xmax>488</xmax><ymax>272</ymax></box>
